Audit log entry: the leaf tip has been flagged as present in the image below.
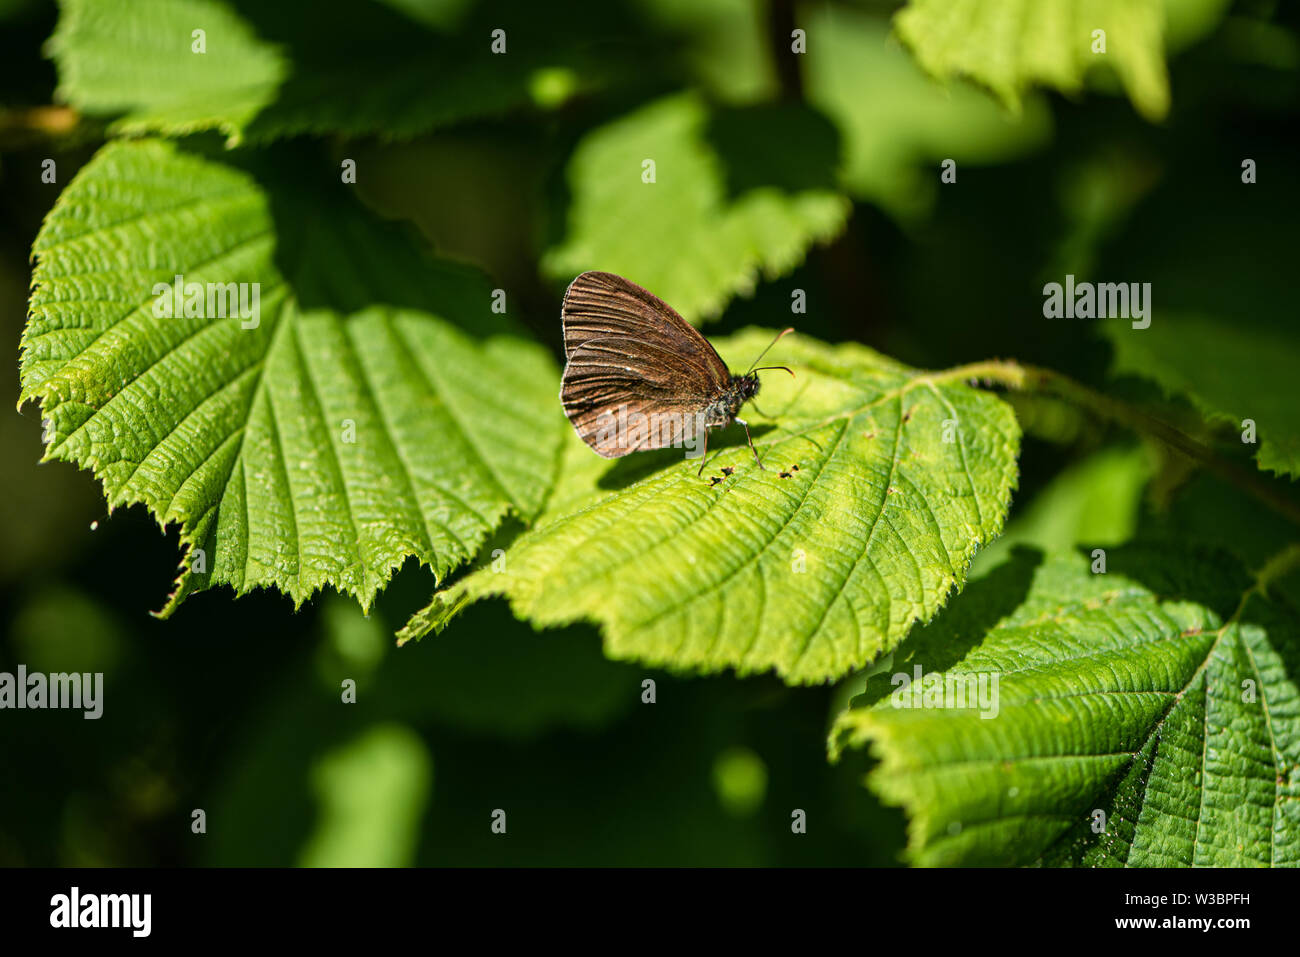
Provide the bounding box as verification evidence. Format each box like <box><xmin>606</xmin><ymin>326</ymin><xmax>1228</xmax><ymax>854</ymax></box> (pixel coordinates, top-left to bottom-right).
<box><xmin>396</xmin><ymin>587</ymin><xmax>472</xmax><ymax>646</ymax></box>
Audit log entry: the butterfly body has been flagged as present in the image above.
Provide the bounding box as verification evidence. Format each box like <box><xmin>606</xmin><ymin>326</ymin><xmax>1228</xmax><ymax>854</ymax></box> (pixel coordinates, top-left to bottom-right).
<box><xmin>558</xmin><ymin>271</ymin><xmax>789</xmax><ymax>471</ymax></box>
<box><xmin>702</xmin><ymin>372</ymin><xmax>760</xmax><ymax>429</ymax></box>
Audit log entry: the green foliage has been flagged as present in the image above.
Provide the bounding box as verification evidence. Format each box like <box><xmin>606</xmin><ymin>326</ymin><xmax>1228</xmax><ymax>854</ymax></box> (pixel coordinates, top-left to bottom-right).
<box><xmin>804</xmin><ymin>5</ymin><xmax>1052</xmax><ymax>221</ymax></box>
<box><xmin>316</xmin><ymin>595</ymin><xmax>642</xmax><ymax>739</ymax></box>
<box><xmin>831</xmin><ymin>544</ymin><xmax>1300</xmax><ymax>866</ymax></box>
<box><xmin>633</xmin><ymin>0</ymin><xmax>776</xmax><ymax>103</ymax></box>
<box><xmin>973</xmin><ymin>444</ymin><xmax>1155</xmax><ymax>572</ymax></box>
<box><xmin>712</xmin><ymin>747</ymin><xmax>769</xmax><ymax>818</ymax></box>
<box><xmin>894</xmin><ymin>0</ymin><xmax>1200</xmax><ymax>121</ymax></box>
<box><xmin>50</xmin><ymin>0</ymin><xmax>283</xmax><ymax>142</ymax></box>
<box><xmin>1104</xmin><ymin>314</ymin><xmax>1300</xmax><ymax>479</ymax></box>
<box><xmin>543</xmin><ymin>93</ymin><xmax>850</xmax><ymax>323</ymax></box>
<box><xmin>19</xmin><ymin>139</ymin><xmax>563</xmax><ymax>613</ymax></box>
<box><xmin>48</xmin><ymin>0</ymin><xmax>626</xmax><ymax>144</ymax></box>
<box><xmin>401</xmin><ymin>330</ymin><xmax>1021</xmax><ymax>683</ymax></box>
<box><xmin>297</xmin><ymin>724</ymin><xmax>432</xmax><ymax>867</ymax></box>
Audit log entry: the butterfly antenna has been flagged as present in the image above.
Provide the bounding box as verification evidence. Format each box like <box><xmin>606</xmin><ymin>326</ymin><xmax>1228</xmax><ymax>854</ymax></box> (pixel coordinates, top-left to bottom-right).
<box><xmin>745</xmin><ymin>328</ymin><xmax>795</xmax><ymax>375</ymax></box>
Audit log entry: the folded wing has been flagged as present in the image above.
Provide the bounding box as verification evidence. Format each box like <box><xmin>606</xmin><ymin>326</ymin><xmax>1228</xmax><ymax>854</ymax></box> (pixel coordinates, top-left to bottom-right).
<box><xmin>561</xmin><ymin>336</ymin><xmax>718</xmax><ymax>457</ymax></box>
<box><xmin>561</xmin><ymin>271</ymin><xmax>728</xmax><ymax>387</ymax></box>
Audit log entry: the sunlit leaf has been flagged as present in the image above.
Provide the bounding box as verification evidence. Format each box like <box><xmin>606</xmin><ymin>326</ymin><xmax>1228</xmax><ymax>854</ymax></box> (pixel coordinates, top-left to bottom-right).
<box><xmin>892</xmin><ymin>0</ymin><xmax>1208</xmax><ymax>121</ymax></box>
<box><xmin>804</xmin><ymin>5</ymin><xmax>1052</xmax><ymax>221</ymax></box>
<box><xmin>402</xmin><ymin>329</ymin><xmax>1020</xmax><ymax>684</ymax></box>
<box><xmin>542</xmin><ymin>93</ymin><xmax>850</xmax><ymax>324</ymax></box>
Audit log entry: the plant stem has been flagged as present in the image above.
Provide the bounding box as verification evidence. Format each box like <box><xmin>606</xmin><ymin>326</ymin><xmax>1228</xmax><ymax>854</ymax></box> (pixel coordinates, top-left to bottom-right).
<box><xmin>930</xmin><ymin>359</ymin><xmax>1300</xmax><ymax>529</ymax></box>
<box><xmin>766</xmin><ymin>0</ymin><xmax>804</xmax><ymax>100</ymax></box>
<box><xmin>1254</xmin><ymin>542</ymin><xmax>1300</xmax><ymax>591</ymax></box>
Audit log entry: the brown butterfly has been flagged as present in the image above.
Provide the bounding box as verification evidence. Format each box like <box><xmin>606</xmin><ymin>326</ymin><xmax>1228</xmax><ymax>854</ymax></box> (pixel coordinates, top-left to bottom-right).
<box><xmin>559</xmin><ymin>271</ymin><xmax>792</xmax><ymax>474</ymax></box>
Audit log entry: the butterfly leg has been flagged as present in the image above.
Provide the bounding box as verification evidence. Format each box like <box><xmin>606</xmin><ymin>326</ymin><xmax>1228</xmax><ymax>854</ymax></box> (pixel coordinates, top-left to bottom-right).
<box><xmin>696</xmin><ymin>428</ymin><xmax>710</xmax><ymax>476</ymax></box>
<box><xmin>736</xmin><ymin>418</ymin><xmax>765</xmax><ymax>469</ymax></box>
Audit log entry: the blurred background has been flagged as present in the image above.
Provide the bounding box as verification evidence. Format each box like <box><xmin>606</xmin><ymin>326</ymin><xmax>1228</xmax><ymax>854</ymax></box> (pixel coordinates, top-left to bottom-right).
<box><xmin>1</xmin><ymin>0</ymin><xmax>1296</xmax><ymax>865</ymax></box>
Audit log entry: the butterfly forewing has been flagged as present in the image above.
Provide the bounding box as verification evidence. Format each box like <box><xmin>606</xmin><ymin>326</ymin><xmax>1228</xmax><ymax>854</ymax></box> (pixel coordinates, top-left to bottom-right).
<box><xmin>560</xmin><ymin>272</ymin><xmax>731</xmax><ymax>458</ymax></box>
<box><xmin>561</xmin><ymin>271</ymin><xmax>727</xmax><ymax>378</ymax></box>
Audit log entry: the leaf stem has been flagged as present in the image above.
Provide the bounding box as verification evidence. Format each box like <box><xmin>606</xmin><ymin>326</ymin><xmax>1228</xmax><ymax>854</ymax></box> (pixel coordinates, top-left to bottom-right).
<box><xmin>931</xmin><ymin>359</ymin><xmax>1300</xmax><ymax>528</ymax></box>
<box><xmin>1253</xmin><ymin>542</ymin><xmax>1300</xmax><ymax>594</ymax></box>
<box><xmin>766</xmin><ymin>0</ymin><xmax>805</xmax><ymax>100</ymax></box>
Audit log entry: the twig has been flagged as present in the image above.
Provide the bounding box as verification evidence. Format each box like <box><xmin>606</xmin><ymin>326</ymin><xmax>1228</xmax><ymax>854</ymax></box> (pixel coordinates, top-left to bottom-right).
<box><xmin>929</xmin><ymin>359</ymin><xmax>1300</xmax><ymax>528</ymax></box>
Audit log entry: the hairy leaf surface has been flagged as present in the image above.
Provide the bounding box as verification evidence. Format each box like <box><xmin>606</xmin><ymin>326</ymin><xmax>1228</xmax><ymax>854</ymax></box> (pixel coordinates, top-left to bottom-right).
<box><xmin>401</xmin><ymin>331</ymin><xmax>1020</xmax><ymax>684</ymax></box>
<box><xmin>542</xmin><ymin>94</ymin><xmax>850</xmax><ymax>324</ymax></box>
<box><xmin>831</xmin><ymin>544</ymin><xmax>1300</xmax><ymax>866</ymax></box>
<box><xmin>19</xmin><ymin>139</ymin><xmax>563</xmax><ymax>613</ymax></box>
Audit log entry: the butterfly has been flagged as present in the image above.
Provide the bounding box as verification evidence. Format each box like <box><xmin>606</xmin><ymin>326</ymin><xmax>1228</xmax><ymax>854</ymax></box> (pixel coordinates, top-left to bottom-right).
<box><xmin>559</xmin><ymin>271</ymin><xmax>793</xmax><ymax>474</ymax></box>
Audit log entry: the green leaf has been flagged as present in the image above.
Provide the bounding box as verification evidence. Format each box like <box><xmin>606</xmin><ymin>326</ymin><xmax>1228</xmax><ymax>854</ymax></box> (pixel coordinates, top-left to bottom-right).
<box><xmin>400</xmin><ymin>330</ymin><xmax>1021</xmax><ymax>685</ymax></box>
<box><xmin>297</xmin><ymin>723</ymin><xmax>432</xmax><ymax>868</ymax></box>
<box><xmin>542</xmin><ymin>93</ymin><xmax>851</xmax><ymax>324</ymax></box>
<box><xmin>973</xmin><ymin>444</ymin><xmax>1155</xmax><ymax>574</ymax></box>
<box><xmin>1103</xmin><ymin>313</ymin><xmax>1300</xmax><ymax>479</ymax></box>
<box><xmin>19</xmin><ymin>139</ymin><xmax>563</xmax><ymax>614</ymax></box>
<box><xmin>893</xmin><ymin>0</ymin><xmax>1193</xmax><ymax>122</ymax></box>
<box><xmin>1138</xmin><ymin>473</ymin><xmax>1300</xmax><ymax>574</ymax></box>
<box><xmin>47</xmin><ymin>0</ymin><xmax>623</xmax><ymax>144</ymax></box>
<box><xmin>831</xmin><ymin>543</ymin><xmax>1300</xmax><ymax>866</ymax></box>
<box><xmin>50</xmin><ymin>0</ymin><xmax>282</xmax><ymax>143</ymax></box>
<box><xmin>804</xmin><ymin>5</ymin><xmax>1052</xmax><ymax>221</ymax></box>
<box><xmin>633</xmin><ymin>0</ymin><xmax>777</xmax><ymax>104</ymax></box>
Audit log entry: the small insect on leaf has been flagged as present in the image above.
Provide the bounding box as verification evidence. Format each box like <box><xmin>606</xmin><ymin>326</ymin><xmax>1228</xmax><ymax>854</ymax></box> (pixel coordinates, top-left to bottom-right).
<box><xmin>558</xmin><ymin>271</ymin><xmax>795</xmax><ymax>475</ymax></box>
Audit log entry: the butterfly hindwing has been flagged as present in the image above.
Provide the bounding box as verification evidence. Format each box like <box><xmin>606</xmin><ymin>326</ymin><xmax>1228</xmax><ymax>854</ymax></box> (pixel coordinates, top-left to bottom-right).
<box><xmin>561</xmin><ymin>337</ymin><xmax>717</xmax><ymax>457</ymax></box>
